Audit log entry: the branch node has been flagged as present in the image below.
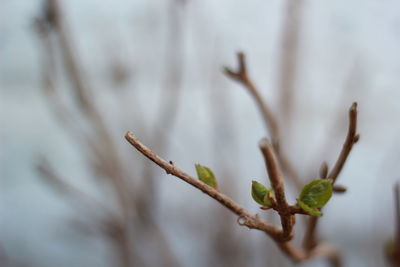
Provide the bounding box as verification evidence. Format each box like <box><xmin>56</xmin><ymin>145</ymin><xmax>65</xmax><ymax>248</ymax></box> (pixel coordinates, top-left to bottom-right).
<box><xmin>319</xmin><ymin>162</ymin><xmax>329</xmax><ymax>178</ymax></box>
<box><xmin>333</xmin><ymin>185</ymin><xmax>347</xmax><ymax>193</ymax></box>
<box><xmin>353</xmin><ymin>134</ymin><xmax>360</xmax><ymax>143</ymax></box>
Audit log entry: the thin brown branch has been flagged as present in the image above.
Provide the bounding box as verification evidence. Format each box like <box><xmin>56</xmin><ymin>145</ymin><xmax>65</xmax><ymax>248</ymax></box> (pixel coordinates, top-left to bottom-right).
<box><xmin>259</xmin><ymin>139</ymin><xmax>288</xmax><ymax>207</ymax></box>
<box><xmin>303</xmin><ymin>102</ymin><xmax>358</xmax><ymax>253</ymax></box>
<box><xmin>328</xmin><ymin>102</ymin><xmax>358</xmax><ymax>182</ymax></box>
<box><xmin>224</xmin><ymin>52</ymin><xmax>302</xmax><ymax>190</ymax></box>
<box><xmin>259</xmin><ymin>138</ymin><xmax>294</xmax><ymax>241</ymax></box>
<box><xmin>125</xmin><ymin>131</ymin><xmax>282</xmax><ymax>239</ymax></box>
<box><xmin>319</xmin><ymin>162</ymin><xmax>328</xmax><ymax>178</ymax></box>
<box><xmin>332</xmin><ymin>185</ymin><xmax>347</xmax><ymax>193</ymax></box>
<box><xmin>224</xmin><ymin>52</ymin><xmax>279</xmax><ymax>142</ymax></box>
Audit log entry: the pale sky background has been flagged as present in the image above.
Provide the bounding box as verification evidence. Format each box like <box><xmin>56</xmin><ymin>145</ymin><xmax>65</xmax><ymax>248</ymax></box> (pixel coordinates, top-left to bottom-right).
<box><xmin>1</xmin><ymin>0</ymin><xmax>400</xmax><ymax>266</ymax></box>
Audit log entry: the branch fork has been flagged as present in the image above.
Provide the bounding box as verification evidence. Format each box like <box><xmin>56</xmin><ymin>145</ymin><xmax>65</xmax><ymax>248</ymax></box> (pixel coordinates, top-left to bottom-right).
<box><xmin>125</xmin><ymin>52</ymin><xmax>359</xmax><ymax>266</ymax></box>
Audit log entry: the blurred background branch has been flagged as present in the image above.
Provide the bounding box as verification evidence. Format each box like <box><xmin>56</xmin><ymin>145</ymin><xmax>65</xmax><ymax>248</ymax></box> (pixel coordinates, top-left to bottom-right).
<box><xmin>1</xmin><ymin>0</ymin><xmax>400</xmax><ymax>267</ymax></box>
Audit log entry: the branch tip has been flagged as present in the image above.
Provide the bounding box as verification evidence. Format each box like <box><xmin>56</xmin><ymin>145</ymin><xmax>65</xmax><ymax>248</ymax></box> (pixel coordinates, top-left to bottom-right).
<box><xmin>350</xmin><ymin>102</ymin><xmax>358</xmax><ymax>111</ymax></box>
<box><xmin>222</xmin><ymin>66</ymin><xmax>233</xmax><ymax>75</ymax></box>
<box><xmin>333</xmin><ymin>185</ymin><xmax>347</xmax><ymax>193</ymax></box>
<box><xmin>319</xmin><ymin>162</ymin><xmax>329</xmax><ymax>178</ymax></box>
<box><xmin>259</xmin><ymin>137</ymin><xmax>271</xmax><ymax>149</ymax></box>
<box><xmin>125</xmin><ymin>131</ymin><xmax>134</xmax><ymax>140</ymax></box>
<box><xmin>237</xmin><ymin>51</ymin><xmax>246</xmax><ymax>71</ymax></box>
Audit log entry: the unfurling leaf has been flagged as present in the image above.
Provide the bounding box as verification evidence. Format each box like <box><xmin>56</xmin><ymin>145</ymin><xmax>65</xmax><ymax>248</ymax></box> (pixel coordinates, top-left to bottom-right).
<box><xmin>195</xmin><ymin>164</ymin><xmax>218</xmax><ymax>190</ymax></box>
<box><xmin>297</xmin><ymin>199</ymin><xmax>323</xmax><ymax>216</ymax></box>
<box><xmin>299</xmin><ymin>179</ymin><xmax>333</xmax><ymax>208</ymax></box>
<box><xmin>251</xmin><ymin>181</ymin><xmax>274</xmax><ymax>207</ymax></box>
<box><xmin>252</xmin><ymin>181</ymin><xmax>267</xmax><ymax>205</ymax></box>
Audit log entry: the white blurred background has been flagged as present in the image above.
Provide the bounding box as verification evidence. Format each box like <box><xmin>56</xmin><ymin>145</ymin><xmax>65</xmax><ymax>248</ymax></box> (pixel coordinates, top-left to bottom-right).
<box><xmin>1</xmin><ymin>0</ymin><xmax>400</xmax><ymax>266</ymax></box>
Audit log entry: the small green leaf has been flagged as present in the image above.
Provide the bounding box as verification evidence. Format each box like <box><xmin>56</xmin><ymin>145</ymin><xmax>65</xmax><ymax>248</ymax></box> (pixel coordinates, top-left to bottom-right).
<box><xmin>299</xmin><ymin>179</ymin><xmax>333</xmax><ymax>208</ymax></box>
<box><xmin>252</xmin><ymin>181</ymin><xmax>267</xmax><ymax>205</ymax></box>
<box><xmin>195</xmin><ymin>164</ymin><xmax>218</xmax><ymax>189</ymax></box>
<box><xmin>251</xmin><ymin>181</ymin><xmax>274</xmax><ymax>207</ymax></box>
<box><xmin>297</xmin><ymin>199</ymin><xmax>323</xmax><ymax>216</ymax></box>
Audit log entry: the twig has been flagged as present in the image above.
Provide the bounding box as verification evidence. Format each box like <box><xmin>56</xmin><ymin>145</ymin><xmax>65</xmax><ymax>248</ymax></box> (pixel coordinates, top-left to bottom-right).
<box><xmin>224</xmin><ymin>52</ymin><xmax>279</xmax><ymax>143</ymax></box>
<box><xmin>259</xmin><ymin>138</ymin><xmax>294</xmax><ymax>241</ymax></box>
<box><xmin>224</xmin><ymin>52</ymin><xmax>302</xmax><ymax>190</ymax></box>
<box><xmin>303</xmin><ymin>102</ymin><xmax>358</xmax><ymax>252</ymax></box>
<box><xmin>332</xmin><ymin>185</ymin><xmax>347</xmax><ymax>193</ymax></box>
<box><xmin>328</xmin><ymin>102</ymin><xmax>358</xmax><ymax>182</ymax></box>
<box><xmin>319</xmin><ymin>162</ymin><xmax>328</xmax><ymax>178</ymax></box>
<box><xmin>125</xmin><ymin>131</ymin><xmax>282</xmax><ymax>239</ymax></box>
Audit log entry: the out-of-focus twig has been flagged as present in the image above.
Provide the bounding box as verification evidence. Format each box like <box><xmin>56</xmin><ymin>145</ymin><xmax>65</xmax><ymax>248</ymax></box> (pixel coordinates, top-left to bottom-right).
<box><xmin>39</xmin><ymin>0</ymin><xmax>130</xmax><ymax>218</ymax></box>
<box><xmin>137</xmin><ymin>0</ymin><xmax>187</xmax><ymax>216</ymax></box>
<box><xmin>224</xmin><ymin>52</ymin><xmax>302</xmax><ymax>190</ymax></box>
<box><xmin>276</xmin><ymin>0</ymin><xmax>304</xmax><ymax>126</ymax></box>
<box><xmin>224</xmin><ymin>52</ymin><xmax>278</xmax><ymax>142</ymax></box>
<box><xmin>36</xmin><ymin>157</ymin><xmax>112</xmax><ymax>217</ymax></box>
<box><xmin>35</xmin><ymin>1</ymin><xmax>184</xmax><ymax>266</ymax></box>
